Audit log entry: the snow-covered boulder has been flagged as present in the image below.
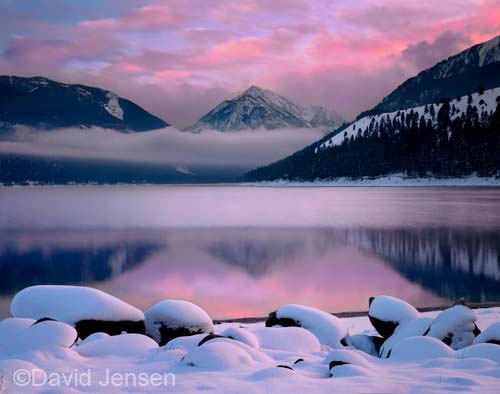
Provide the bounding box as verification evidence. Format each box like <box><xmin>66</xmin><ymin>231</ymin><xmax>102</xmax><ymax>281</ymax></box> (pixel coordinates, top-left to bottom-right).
<box><xmin>426</xmin><ymin>305</ymin><xmax>478</xmax><ymax>350</ymax></box>
<box><xmin>145</xmin><ymin>300</ymin><xmax>214</xmax><ymax>346</ymax></box>
<box><xmin>344</xmin><ymin>334</ymin><xmax>384</xmax><ymax>357</ymax></box>
<box><xmin>10</xmin><ymin>285</ymin><xmax>145</xmax><ymax>339</ymax></box>
<box><xmin>77</xmin><ymin>334</ymin><xmax>158</xmax><ymax>358</ymax></box>
<box><xmin>457</xmin><ymin>343</ymin><xmax>500</xmax><ymax>363</ymax></box>
<box><xmin>473</xmin><ymin>322</ymin><xmax>500</xmax><ymax>345</ymax></box>
<box><xmin>78</xmin><ymin>332</ymin><xmax>110</xmax><ymax>346</ymax></box>
<box><xmin>253</xmin><ymin>327</ymin><xmax>321</xmax><ymax>353</ymax></box>
<box><xmin>368</xmin><ymin>296</ymin><xmax>420</xmax><ymax>339</ymax></box>
<box><xmin>0</xmin><ymin>317</ymin><xmax>35</xmax><ymax>346</ymax></box>
<box><xmin>390</xmin><ymin>336</ymin><xmax>455</xmax><ymax>361</ymax></box>
<box><xmin>324</xmin><ymin>349</ymin><xmax>376</xmax><ymax>378</ymax></box>
<box><xmin>163</xmin><ymin>334</ymin><xmax>207</xmax><ymax>351</ymax></box>
<box><xmin>265</xmin><ymin>304</ymin><xmax>346</xmax><ymax>348</ymax></box>
<box><xmin>1</xmin><ymin>320</ymin><xmax>78</xmax><ymax>356</ymax></box>
<box><xmin>380</xmin><ymin>317</ymin><xmax>433</xmax><ymax>358</ymax></box>
<box><xmin>196</xmin><ymin>337</ymin><xmax>272</xmax><ymax>363</ymax></box>
<box><xmin>182</xmin><ymin>341</ymin><xmax>255</xmax><ymax>370</ymax></box>
<box><xmin>219</xmin><ymin>327</ymin><xmax>260</xmax><ymax>348</ymax></box>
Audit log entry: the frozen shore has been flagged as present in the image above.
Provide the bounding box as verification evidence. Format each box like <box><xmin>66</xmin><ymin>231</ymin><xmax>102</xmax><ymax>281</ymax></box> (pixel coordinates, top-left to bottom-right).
<box><xmin>243</xmin><ymin>174</ymin><xmax>500</xmax><ymax>187</ymax></box>
<box><xmin>1</xmin><ymin>287</ymin><xmax>499</xmax><ymax>393</ymax></box>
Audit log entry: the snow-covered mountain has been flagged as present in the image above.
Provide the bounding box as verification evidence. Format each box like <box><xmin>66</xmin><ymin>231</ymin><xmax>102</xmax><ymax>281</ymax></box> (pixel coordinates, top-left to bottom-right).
<box><xmin>318</xmin><ymin>86</ymin><xmax>500</xmax><ymax>151</ymax></box>
<box><xmin>186</xmin><ymin>86</ymin><xmax>344</xmax><ymax>132</ymax></box>
<box><xmin>0</xmin><ymin>76</ymin><xmax>169</xmax><ymax>132</ymax></box>
<box><xmin>361</xmin><ymin>35</ymin><xmax>500</xmax><ymax>118</ymax></box>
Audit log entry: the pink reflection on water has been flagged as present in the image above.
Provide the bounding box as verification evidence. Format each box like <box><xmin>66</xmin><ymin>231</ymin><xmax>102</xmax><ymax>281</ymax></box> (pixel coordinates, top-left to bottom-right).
<box><xmin>96</xmin><ymin>230</ymin><xmax>444</xmax><ymax>319</ymax></box>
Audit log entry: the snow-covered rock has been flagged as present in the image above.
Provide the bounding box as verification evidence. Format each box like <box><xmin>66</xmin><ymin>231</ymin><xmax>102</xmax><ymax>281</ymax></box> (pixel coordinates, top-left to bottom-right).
<box><xmin>0</xmin><ymin>317</ymin><xmax>35</xmax><ymax>346</ymax></box>
<box><xmin>427</xmin><ymin>305</ymin><xmax>478</xmax><ymax>350</ymax></box>
<box><xmin>162</xmin><ymin>333</ymin><xmax>208</xmax><ymax>351</ymax></box>
<box><xmin>457</xmin><ymin>343</ymin><xmax>500</xmax><ymax>363</ymax></box>
<box><xmin>391</xmin><ymin>336</ymin><xmax>455</xmax><ymax>361</ymax></box>
<box><xmin>219</xmin><ymin>327</ymin><xmax>260</xmax><ymax>348</ymax></box>
<box><xmin>253</xmin><ymin>326</ymin><xmax>321</xmax><ymax>353</ymax></box>
<box><xmin>368</xmin><ymin>296</ymin><xmax>420</xmax><ymax>338</ymax></box>
<box><xmin>181</xmin><ymin>341</ymin><xmax>256</xmax><ymax>370</ymax></box>
<box><xmin>473</xmin><ymin>322</ymin><xmax>500</xmax><ymax>345</ymax></box>
<box><xmin>344</xmin><ymin>334</ymin><xmax>384</xmax><ymax>357</ymax></box>
<box><xmin>144</xmin><ymin>300</ymin><xmax>214</xmax><ymax>346</ymax></box>
<box><xmin>0</xmin><ymin>320</ymin><xmax>77</xmax><ymax>356</ymax></box>
<box><xmin>10</xmin><ymin>285</ymin><xmax>145</xmax><ymax>339</ymax></box>
<box><xmin>77</xmin><ymin>334</ymin><xmax>158</xmax><ymax>358</ymax></box>
<box><xmin>266</xmin><ymin>304</ymin><xmax>346</xmax><ymax>348</ymax></box>
<box><xmin>380</xmin><ymin>317</ymin><xmax>433</xmax><ymax>358</ymax></box>
<box><xmin>78</xmin><ymin>332</ymin><xmax>110</xmax><ymax>346</ymax></box>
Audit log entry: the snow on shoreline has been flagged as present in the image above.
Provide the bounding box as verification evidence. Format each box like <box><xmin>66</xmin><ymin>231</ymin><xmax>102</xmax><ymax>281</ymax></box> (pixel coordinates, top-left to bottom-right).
<box><xmin>0</xmin><ymin>294</ymin><xmax>499</xmax><ymax>392</ymax></box>
<box><xmin>243</xmin><ymin>174</ymin><xmax>500</xmax><ymax>187</ymax></box>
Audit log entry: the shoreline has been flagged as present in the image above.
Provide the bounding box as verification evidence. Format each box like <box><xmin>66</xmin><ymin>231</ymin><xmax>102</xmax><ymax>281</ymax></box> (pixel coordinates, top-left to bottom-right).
<box><xmin>213</xmin><ymin>301</ymin><xmax>500</xmax><ymax>324</ymax></box>
<box><xmin>242</xmin><ymin>175</ymin><xmax>500</xmax><ymax>187</ymax></box>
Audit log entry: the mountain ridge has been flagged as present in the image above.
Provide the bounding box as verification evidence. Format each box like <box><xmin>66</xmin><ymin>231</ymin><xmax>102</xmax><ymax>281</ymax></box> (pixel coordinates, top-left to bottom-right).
<box><xmin>0</xmin><ymin>75</ymin><xmax>169</xmax><ymax>132</ymax></box>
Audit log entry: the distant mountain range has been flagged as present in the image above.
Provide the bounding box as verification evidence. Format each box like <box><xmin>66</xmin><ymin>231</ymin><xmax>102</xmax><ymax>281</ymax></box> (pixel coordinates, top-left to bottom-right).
<box><xmin>0</xmin><ymin>76</ymin><xmax>169</xmax><ymax>132</ymax></box>
<box><xmin>186</xmin><ymin>86</ymin><xmax>345</xmax><ymax>132</ymax></box>
<box><xmin>246</xmin><ymin>35</ymin><xmax>500</xmax><ymax>182</ymax></box>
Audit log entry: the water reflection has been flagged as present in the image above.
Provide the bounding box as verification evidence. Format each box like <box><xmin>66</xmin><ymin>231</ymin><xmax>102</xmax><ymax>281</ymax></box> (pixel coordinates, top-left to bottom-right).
<box><xmin>342</xmin><ymin>228</ymin><xmax>500</xmax><ymax>302</ymax></box>
<box><xmin>2</xmin><ymin>227</ymin><xmax>500</xmax><ymax>319</ymax></box>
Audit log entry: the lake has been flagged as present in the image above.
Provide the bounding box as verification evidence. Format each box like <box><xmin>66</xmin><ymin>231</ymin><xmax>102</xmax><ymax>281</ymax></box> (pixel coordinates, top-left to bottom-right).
<box><xmin>1</xmin><ymin>185</ymin><xmax>500</xmax><ymax>319</ymax></box>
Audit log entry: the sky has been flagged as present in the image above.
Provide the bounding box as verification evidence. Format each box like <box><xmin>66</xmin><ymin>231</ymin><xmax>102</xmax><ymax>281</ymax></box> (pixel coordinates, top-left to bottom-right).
<box><xmin>1</xmin><ymin>0</ymin><xmax>500</xmax><ymax>128</ymax></box>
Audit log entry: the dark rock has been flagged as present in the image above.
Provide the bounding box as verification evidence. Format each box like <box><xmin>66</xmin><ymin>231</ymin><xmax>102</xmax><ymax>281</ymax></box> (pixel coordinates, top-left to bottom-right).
<box><xmin>265</xmin><ymin>311</ymin><xmax>299</xmax><ymax>328</ymax></box>
<box><xmin>368</xmin><ymin>315</ymin><xmax>399</xmax><ymax>339</ymax></box>
<box><xmin>32</xmin><ymin>317</ymin><xmax>57</xmax><ymax>325</ymax></box>
<box><xmin>74</xmin><ymin>320</ymin><xmax>145</xmax><ymax>340</ymax></box>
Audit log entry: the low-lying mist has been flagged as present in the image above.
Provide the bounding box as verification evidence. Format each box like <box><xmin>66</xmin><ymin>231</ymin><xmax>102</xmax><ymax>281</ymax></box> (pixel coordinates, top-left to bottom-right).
<box><xmin>0</xmin><ymin>126</ymin><xmax>324</xmax><ymax>174</ymax></box>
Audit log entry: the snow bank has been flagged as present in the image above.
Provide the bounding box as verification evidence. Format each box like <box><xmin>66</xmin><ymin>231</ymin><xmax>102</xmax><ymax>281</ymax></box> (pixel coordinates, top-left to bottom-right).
<box><xmin>145</xmin><ymin>300</ymin><xmax>214</xmax><ymax>345</ymax></box>
<box><xmin>11</xmin><ymin>285</ymin><xmax>144</xmax><ymax>325</ymax></box>
<box><xmin>427</xmin><ymin>305</ymin><xmax>477</xmax><ymax>350</ymax></box>
<box><xmin>266</xmin><ymin>304</ymin><xmax>346</xmax><ymax>348</ymax></box>
<box><xmin>77</xmin><ymin>334</ymin><xmax>158</xmax><ymax>358</ymax></box>
<box><xmin>368</xmin><ymin>295</ymin><xmax>420</xmax><ymax>338</ymax></box>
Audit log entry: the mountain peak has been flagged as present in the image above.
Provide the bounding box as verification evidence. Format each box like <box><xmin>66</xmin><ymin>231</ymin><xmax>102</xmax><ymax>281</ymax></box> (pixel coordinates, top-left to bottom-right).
<box><xmin>243</xmin><ymin>85</ymin><xmax>266</xmax><ymax>96</ymax></box>
<box><xmin>187</xmin><ymin>86</ymin><xmax>345</xmax><ymax>132</ymax></box>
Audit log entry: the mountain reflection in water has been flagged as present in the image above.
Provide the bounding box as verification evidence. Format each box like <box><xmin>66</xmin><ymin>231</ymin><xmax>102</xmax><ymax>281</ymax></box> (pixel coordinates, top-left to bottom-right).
<box><xmin>1</xmin><ymin>227</ymin><xmax>499</xmax><ymax>318</ymax></box>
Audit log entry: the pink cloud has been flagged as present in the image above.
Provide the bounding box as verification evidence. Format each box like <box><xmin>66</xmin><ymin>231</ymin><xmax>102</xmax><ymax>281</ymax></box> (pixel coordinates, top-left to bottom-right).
<box><xmin>80</xmin><ymin>4</ymin><xmax>186</xmax><ymax>31</ymax></box>
<box><xmin>2</xmin><ymin>0</ymin><xmax>500</xmax><ymax>127</ymax></box>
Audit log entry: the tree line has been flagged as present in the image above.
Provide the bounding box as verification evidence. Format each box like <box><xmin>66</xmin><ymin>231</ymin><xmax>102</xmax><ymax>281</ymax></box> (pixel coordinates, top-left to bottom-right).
<box><xmin>246</xmin><ymin>97</ymin><xmax>500</xmax><ymax>181</ymax></box>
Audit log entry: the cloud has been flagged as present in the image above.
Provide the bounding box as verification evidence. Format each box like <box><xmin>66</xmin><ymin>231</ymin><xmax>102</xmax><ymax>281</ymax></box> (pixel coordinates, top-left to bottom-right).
<box><xmin>0</xmin><ymin>126</ymin><xmax>325</xmax><ymax>172</ymax></box>
<box><xmin>401</xmin><ymin>31</ymin><xmax>473</xmax><ymax>71</ymax></box>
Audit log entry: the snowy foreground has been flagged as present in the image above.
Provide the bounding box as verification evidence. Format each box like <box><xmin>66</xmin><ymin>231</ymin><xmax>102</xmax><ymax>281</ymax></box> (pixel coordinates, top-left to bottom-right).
<box><xmin>244</xmin><ymin>174</ymin><xmax>500</xmax><ymax>187</ymax></box>
<box><xmin>0</xmin><ymin>287</ymin><xmax>499</xmax><ymax>393</ymax></box>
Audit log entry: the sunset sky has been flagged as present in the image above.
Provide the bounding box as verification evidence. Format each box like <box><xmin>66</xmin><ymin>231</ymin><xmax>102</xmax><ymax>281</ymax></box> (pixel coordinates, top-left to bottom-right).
<box><xmin>1</xmin><ymin>0</ymin><xmax>500</xmax><ymax>127</ymax></box>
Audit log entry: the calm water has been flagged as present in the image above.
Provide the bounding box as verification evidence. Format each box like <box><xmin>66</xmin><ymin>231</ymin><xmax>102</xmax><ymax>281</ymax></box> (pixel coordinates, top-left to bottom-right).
<box><xmin>1</xmin><ymin>185</ymin><xmax>500</xmax><ymax>319</ymax></box>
